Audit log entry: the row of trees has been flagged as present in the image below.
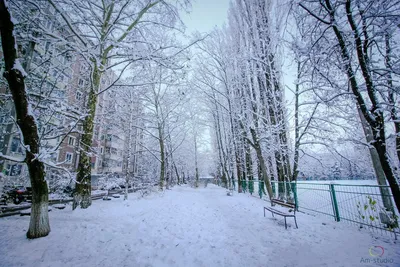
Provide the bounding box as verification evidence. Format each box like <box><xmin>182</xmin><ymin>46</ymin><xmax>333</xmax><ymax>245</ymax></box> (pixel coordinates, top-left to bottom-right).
<box><xmin>194</xmin><ymin>0</ymin><xmax>400</xmax><ymax>215</ymax></box>
<box><xmin>194</xmin><ymin>0</ymin><xmax>292</xmax><ymax>200</ymax></box>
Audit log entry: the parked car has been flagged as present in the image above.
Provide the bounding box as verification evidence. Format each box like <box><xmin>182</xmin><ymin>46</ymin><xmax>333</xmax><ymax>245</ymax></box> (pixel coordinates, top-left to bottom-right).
<box><xmin>1</xmin><ymin>185</ymin><xmax>32</xmax><ymax>205</ymax></box>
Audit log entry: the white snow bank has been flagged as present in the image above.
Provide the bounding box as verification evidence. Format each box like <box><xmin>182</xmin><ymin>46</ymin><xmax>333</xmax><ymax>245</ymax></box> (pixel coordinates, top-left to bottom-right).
<box><xmin>0</xmin><ymin>186</ymin><xmax>399</xmax><ymax>267</ymax></box>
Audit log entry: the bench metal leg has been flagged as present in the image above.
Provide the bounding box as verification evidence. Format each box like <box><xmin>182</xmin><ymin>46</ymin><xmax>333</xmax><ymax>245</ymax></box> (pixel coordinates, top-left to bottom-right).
<box><xmin>294</xmin><ymin>216</ymin><xmax>298</xmax><ymax>229</ymax></box>
<box><xmin>284</xmin><ymin>217</ymin><xmax>287</xmax><ymax>229</ymax></box>
<box><xmin>263</xmin><ymin>208</ymin><xmax>265</xmax><ymax>217</ymax></box>
<box><xmin>271</xmin><ymin>212</ymin><xmax>274</xmax><ymax>217</ymax></box>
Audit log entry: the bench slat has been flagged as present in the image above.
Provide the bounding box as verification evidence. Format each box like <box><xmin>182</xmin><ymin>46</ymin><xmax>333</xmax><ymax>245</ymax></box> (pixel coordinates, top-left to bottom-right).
<box><xmin>264</xmin><ymin>207</ymin><xmax>294</xmax><ymax>217</ymax></box>
<box><xmin>271</xmin><ymin>199</ymin><xmax>295</xmax><ymax>209</ymax></box>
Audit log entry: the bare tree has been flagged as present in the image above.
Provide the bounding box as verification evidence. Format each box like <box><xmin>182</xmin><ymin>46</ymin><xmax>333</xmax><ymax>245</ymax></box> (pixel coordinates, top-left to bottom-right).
<box><xmin>0</xmin><ymin>0</ymin><xmax>50</xmax><ymax>238</ymax></box>
<box><xmin>296</xmin><ymin>0</ymin><xmax>400</xmax><ymax>213</ymax></box>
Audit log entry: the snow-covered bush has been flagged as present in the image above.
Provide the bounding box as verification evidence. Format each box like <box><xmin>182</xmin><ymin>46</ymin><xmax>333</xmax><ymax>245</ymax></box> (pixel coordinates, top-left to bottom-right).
<box><xmin>98</xmin><ymin>173</ymin><xmax>125</xmax><ymax>191</ymax></box>
<box><xmin>46</xmin><ymin>170</ymin><xmax>75</xmax><ymax>197</ymax></box>
<box><xmin>0</xmin><ymin>168</ymin><xmax>30</xmax><ymax>188</ymax></box>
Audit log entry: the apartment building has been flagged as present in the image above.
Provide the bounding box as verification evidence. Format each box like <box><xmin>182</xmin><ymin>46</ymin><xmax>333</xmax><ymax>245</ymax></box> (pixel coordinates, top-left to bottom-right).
<box><xmin>0</xmin><ymin>2</ymin><xmax>146</xmax><ymax>179</ymax></box>
<box><xmin>0</xmin><ymin>3</ymin><xmax>90</xmax><ymax>177</ymax></box>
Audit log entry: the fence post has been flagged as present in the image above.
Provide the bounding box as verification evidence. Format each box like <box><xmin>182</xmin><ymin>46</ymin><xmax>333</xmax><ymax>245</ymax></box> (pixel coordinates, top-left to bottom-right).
<box><xmin>258</xmin><ymin>181</ymin><xmax>263</xmax><ymax>199</ymax></box>
<box><xmin>291</xmin><ymin>182</ymin><xmax>299</xmax><ymax>211</ymax></box>
<box><xmin>271</xmin><ymin>182</ymin><xmax>276</xmax><ymax>198</ymax></box>
<box><xmin>329</xmin><ymin>184</ymin><xmax>340</xmax><ymax>222</ymax></box>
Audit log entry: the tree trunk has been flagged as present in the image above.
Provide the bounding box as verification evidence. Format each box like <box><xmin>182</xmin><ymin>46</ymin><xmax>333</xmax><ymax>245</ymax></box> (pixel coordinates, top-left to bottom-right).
<box><xmin>27</xmin><ymin>160</ymin><xmax>50</xmax><ymax>238</ymax></box>
<box><xmin>292</xmin><ymin>62</ymin><xmax>301</xmax><ymax>181</ymax></box>
<box><xmin>174</xmin><ymin>163</ymin><xmax>180</xmax><ymax>185</ymax></box>
<box><xmin>165</xmin><ymin>151</ymin><xmax>170</xmax><ymax>190</ymax></box>
<box><xmin>356</xmin><ymin>106</ymin><xmax>394</xmax><ymax>212</ymax></box>
<box><xmin>158</xmin><ymin>124</ymin><xmax>165</xmax><ymax>190</ymax></box>
<box><xmin>73</xmin><ymin>87</ymin><xmax>97</xmax><ymax>209</ymax></box>
<box><xmin>245</xmin><ymin>141</ymin><xmax>253</xmax><ymax>180</ymax></box>
<box><xmin>374</xmin><ymin>140</ymin><xmax>400</xmax><ymax>214</ymax></box>
<box><xmin>250</xmin><ymin>129</ymin><xmax>273</xmax><ymax>200</ymax></box>
<box><xmin>195</xmin><ymin>167</ymin><xmax>199</xmax><ymax>188</ymax></box>
<box><xmin>194</xmin><ymin>135</ymin><xmax>199</xmax><ymax>188</ymax></box>
<box><xmin>236</xmin><ymin>152</ymin><xmax>242</xmax><ymax>193</ymax></box>
<box><xmin>0</xmin><ymin>0</ymin><xmax>50</xmax><ymax>238</ymax></box>
<box><xmin>123</xmin><ymin>109</ymin><xmax>133</xmax><ymax>200</ymax></box>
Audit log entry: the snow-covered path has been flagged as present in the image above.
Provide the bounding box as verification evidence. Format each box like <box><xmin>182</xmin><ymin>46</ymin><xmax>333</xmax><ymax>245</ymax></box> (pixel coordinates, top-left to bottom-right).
<box><xmin>0</xmin><ymin>185</ymin><xmax>399</xmax><ymax>267</ymax></box>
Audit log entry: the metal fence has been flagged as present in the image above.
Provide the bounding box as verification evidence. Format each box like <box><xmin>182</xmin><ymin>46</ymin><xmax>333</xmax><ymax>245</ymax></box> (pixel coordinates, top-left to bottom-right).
<box><xmin>241</xmin><ymin>180</ymin><xmax>399</xmax><ymax>238</ymax></box>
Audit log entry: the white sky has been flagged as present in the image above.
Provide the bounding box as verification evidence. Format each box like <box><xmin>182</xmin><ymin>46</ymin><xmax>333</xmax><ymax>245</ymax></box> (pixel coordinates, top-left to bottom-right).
<box><xmin>181</xmin><ymin>0</ymin><xmax>230</xmax><ymax>34</ymax></box>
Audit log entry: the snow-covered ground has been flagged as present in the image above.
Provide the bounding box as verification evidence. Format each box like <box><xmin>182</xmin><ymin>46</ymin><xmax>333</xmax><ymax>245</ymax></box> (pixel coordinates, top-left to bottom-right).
<box><xmin>0</xmin><ymin>184</ymin><xmax>399</xmax><ymax>267</ymax></box>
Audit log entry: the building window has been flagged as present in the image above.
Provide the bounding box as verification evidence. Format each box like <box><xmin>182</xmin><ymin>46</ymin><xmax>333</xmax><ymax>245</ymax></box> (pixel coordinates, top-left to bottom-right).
<box><xmin>100</xmin><ymin>147</ymin><xmax>104</xmax><ymax>154</ymax></box>
<box><xmin>6</xmin><ymin>164</ymin><xmax>22</xmax><ymax>176</ymax></box>
<box><xmin>65</xmin><ymin>152</ymin><xmax>73</xmax><ymax>164</ymax></box>
<box><xmin>45</xmin><ymin>20</ymin><xmax>54</xmax><ymax>31</ymax></box>
<box><xmin>57</xmin><ymin>74</ymin><xmax>64</xmax><ymax>83</ymax></box>
<box><xmin>58</xmin><ymin>55</ymin><xmax>68</xmax><ymax>65</ymax></box>
<box><xmin>45</xmin><ymin>41</ymin><xmax>51</xmax><ymax>51</ymax></box>
<box><xmin>75</xmin><ymin>90</ymin><xmax>82</xmax><ymax>101</ymax></box>
<box><xmin>53</xmin><ymin>89</ymin><xmax>65</xmax><ymax>98</ymax></box>
<box><xmin>78</xmin><ymin>79</ymin><xmax>84</xmax><ymax>87</ymax></box>
<box><xmin>10</xmin><ymin>137</ymin><xmax>23</xmax><ymax>153</ymax></box>
<box><xmin>68</xmin><ymin>136</ymin><xmax>75</xmax><ymax>146</ymax></box>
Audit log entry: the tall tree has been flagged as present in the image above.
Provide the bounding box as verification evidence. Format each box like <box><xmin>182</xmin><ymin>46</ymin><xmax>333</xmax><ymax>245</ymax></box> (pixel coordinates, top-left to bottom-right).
<box><xmin>296</xmin><ymin>0</ymin><xmax>400</xmax><ymax>213</ymax></box>
<box><xmin>0</xmin><ymin>0</ymin><xmax>50</xmax><ymax>238</ymax></box>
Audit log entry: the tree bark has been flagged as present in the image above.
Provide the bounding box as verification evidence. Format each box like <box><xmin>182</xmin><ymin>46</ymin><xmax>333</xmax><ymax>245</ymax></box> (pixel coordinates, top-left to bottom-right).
<box><xmin>158</xmin><ymin>124</ymin><xmax>165</xmax><ymax>190</ymax></box>
<box><xmin>292</xmin><ymin>62</ymin><xmax>301</xmax><ymax>182</ymax></box>
<box><xmin>356</xmin><ymin>106</ymin><xmax>394</xmax><ymax>212</ymax></box>
<box><xmin>194</xmin><ymin>134</ymin><xmax>199</xmax><ymax>188</ymax></box>
<box><xmin>250</xmin><ymin>128</ymin><xmax>273</xmax><ymax>200</ymax></box>
<box><xmin>174</xmin><ymin>162</ymin><xmax>180</xmax><ymax>185</ymax></box>
<box><xmin>123</xmin><ymin>105</ymin><xmax>133</xmax><ymax>200</ymax></box>
<box><xmin>73</xmin><ymin>86</ymin><xmax>97</xmax><ymax>209</ymax></box>
<box><xmin>0</xmin><ymin>0</ymin><xmax>50</xmax><ymax>238</ymax></box>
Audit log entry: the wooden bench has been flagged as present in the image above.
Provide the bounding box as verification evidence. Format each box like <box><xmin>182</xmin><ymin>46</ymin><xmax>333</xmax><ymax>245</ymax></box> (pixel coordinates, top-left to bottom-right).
<box><xmin>264</xmin><ymin>198</ymin><xmax>298</xmax><ymax>229</ymax></box>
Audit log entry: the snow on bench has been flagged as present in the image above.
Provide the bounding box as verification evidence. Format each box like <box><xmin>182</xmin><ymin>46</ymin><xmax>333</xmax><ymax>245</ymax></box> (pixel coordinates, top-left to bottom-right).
<box><xmin>264</xmin><ymin>199</ymin><xmax>298</xmax><ymax>229</ymax></box>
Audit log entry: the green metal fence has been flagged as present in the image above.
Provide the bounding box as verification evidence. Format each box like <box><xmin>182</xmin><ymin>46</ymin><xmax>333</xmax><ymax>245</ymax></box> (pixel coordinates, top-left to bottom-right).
<box><xmin>241</xmin><ymin>180</ymin><xmax>399</xmax><ymax>238</ymax></box>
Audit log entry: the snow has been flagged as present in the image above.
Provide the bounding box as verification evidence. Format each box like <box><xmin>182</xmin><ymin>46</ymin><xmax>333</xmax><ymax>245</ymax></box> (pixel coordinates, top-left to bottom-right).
<box><xmin>12</xmin><ymin>59</ymin><xmax>28</xmax><ymax>77</ymax></box>
<box><xmin>0</xmin><ymin>152</ymin><xmax>24</xmax><ymax>163</ymax></box>
<box><xmin>20</xmin><ymin>207</ymin><xmax>52</xmax><ymax>216</ymax></box>
<box><xmin>0</xmin><ymin>185</ymin><xmax>399</xmax><ymax>267</ymax></box>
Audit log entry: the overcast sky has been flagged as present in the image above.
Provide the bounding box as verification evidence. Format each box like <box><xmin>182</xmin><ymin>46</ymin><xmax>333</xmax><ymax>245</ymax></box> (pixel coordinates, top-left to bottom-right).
<box><xmin>181</xmin><ymin>0</ymin><xmax>230</xmax><ymax>34</ymax></box>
